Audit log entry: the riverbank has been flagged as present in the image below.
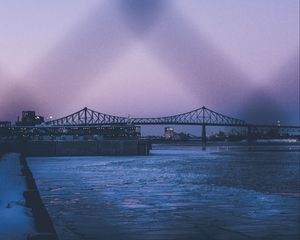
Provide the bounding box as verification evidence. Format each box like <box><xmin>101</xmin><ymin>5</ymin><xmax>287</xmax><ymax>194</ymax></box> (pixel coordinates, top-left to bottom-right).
<box><xmin>0</xmin><ymin>153</ymin><xmax>34</xmax><ymax>239</ymax></box>
<box><xmin>149</xmin><ymin>139</ymin><xmax>300</xmax><ymax>146</ymax></box>
<box><xmin>0</xmin><ymin>153</ymin><xmax>59</xmax><ymax>240</ymax></box>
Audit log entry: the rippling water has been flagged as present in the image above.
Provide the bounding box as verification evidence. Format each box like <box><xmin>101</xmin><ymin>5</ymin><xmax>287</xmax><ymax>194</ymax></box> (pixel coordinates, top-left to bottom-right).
<box><xmin>28</xmin><ymin>144</ymin><xmax>300</xmax><ymax>240</ymax></box>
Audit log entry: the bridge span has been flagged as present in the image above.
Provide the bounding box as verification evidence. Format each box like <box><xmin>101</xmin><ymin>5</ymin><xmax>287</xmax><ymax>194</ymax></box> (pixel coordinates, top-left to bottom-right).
<box><xmin>44</xmin><ymin>106</ymin><xmax>300</xmax><ymax>144</ymax></box>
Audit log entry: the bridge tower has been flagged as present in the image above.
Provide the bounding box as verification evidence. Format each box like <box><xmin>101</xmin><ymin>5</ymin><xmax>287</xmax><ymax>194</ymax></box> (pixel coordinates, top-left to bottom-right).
<box><xmin>84</xmin><ymin>107</ymin><xmax>88</xmax><ymax>125</ymax></box>
<box><xmin>201</xmin><ymin>106</ymin><xmax>207</xmax><ymax>150</ymax></box>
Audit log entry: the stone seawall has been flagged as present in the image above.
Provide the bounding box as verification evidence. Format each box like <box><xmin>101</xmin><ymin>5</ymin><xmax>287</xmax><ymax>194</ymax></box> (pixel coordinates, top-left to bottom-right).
<box><xmin>0</xmin><ymin>140</ymin><xmax>151</xmax><ymax>156</ymax></box>
<box><xmin>21</xmin><ymin>155</ymin><xmax>59</xmax><ymax>240</ymax></box>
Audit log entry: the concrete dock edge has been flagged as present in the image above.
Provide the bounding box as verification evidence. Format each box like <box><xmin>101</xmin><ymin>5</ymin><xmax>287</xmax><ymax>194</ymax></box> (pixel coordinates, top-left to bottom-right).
<box><xmin>20</xmin><ymin>154</ymin><xmax>59</xmax><ymax>240</ymax></box>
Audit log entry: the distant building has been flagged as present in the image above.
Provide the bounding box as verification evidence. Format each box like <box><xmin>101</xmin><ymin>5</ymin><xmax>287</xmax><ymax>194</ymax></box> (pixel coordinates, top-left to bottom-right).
<box><xmin>16</xmin><ymin>111</ymin><xmax>44</xmax><ymax>126</ymax></box>
<box><xmin>0</xmin><ymin>121</ymin><xmax>11</xmax><ymax>128</ymax></box>
<box><xmin>164</xmin><ymin>127</ymin><xmax>174</xmax><ymax>139</ymax></box>
<box><xmin>21</xmin><ymin>111</ymin><xmax>35</xmax><ymax>125</ymax></box>
<box><xmin>173</xmin><ymin>132</ymin><xmax>190</xmax><ymax>141</ymax></box>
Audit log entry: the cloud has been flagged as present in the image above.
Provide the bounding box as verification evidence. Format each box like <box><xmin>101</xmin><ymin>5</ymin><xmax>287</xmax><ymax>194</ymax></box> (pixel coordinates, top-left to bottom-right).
<box><xmin>22</xmin><ymin>2</ymin><xmax>135</xmax><ymax>114</ymax></box>
<box><xmin>240</xmin><ymin>52</ymin><xmax>299</xmax><ymax>125</ymax></box>
<box><xmin>118</xmin><ymin>0</ymin><xmax>167</xmax><ymax>36</ymax></box>
<box><xmin>144</xmin><ymin>5</ymin><xmax>254</xmax><ymax>114</ymax></box>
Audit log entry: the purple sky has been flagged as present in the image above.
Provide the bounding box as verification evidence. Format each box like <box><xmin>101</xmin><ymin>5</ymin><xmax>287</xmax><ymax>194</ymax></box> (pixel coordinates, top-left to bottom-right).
<box><xmin>0</xmin><ymin>0</ymin><xmax>299</xmax><ymax>125</ymax></box>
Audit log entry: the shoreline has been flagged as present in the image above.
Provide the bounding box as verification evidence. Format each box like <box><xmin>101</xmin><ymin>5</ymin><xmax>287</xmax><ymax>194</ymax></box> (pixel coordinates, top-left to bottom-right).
<box><xmin>150</xmin><ymin>139</ymin><xmax>300</xmax><ymax>145</ymax></box>
<box><xmin>0</xmin><ymin>153</ymin><xmax>34</xmax><ymax>239</ymax></box>
<box><xmin>0</xmin><ymin>153</ymin><xmax>59</xmax><ymax>240</ymax></box>
<box><xmin>21</xmin><ymin>154</ymin><xmax>59</xmax><ymax>240</ymax></box>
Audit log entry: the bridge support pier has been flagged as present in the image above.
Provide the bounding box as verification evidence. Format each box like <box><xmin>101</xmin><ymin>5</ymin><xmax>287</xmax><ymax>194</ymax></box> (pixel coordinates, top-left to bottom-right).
<box><xmin>202</xmin><ymin>124</ymin><xmax>207</xmax><ymax>150</ymax></box>
<box><xmin>247</xmin><ymin>126</ymin><xmax>254</xmax><ymax>144</ymax></box>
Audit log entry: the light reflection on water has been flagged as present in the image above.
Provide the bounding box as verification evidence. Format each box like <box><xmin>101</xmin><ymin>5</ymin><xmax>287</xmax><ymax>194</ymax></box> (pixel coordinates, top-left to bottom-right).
<box><xmin>28</xmin><ymin>144</ymin><xmax>300</xmax><ymax>240</ymax></box>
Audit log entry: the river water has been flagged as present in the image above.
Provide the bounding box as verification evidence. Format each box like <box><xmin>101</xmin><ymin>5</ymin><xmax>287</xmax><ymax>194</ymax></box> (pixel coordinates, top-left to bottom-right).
<box><xmin>28</xmin><ymin>144</ymin><xmax>300</xmax><ymax>240</ymax></box>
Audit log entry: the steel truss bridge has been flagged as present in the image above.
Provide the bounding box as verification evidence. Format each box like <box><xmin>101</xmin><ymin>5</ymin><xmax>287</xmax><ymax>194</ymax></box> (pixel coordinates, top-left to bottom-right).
<box><xmin>45</xmin><ymin>106</ymin><xmax>248</xmax><ymax>127</ymax></box>
<box><xmin>43</xmin><ymin>107</ymin><xmax>300</xmax><ymax>142</ymax></box>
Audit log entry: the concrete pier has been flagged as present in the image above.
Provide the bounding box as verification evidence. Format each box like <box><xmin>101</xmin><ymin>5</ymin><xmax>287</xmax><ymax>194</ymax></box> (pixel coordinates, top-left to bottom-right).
<box><xmin>0</xmin><ymin>139</ymin><xmax>151</xmax><ymax>157</ymax></box>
